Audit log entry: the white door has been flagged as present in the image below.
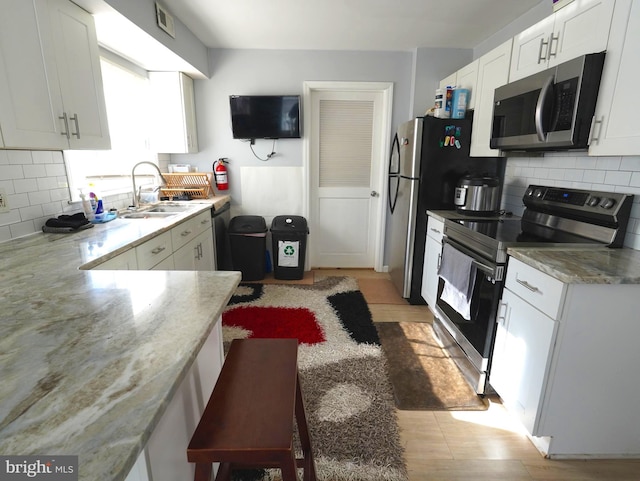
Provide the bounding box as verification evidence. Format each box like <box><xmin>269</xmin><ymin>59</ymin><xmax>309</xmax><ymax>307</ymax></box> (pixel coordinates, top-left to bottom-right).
<box><xmin>304</xmin><ymin>82</ymin><xmax>392</xmax><ymax>269</ymax></box>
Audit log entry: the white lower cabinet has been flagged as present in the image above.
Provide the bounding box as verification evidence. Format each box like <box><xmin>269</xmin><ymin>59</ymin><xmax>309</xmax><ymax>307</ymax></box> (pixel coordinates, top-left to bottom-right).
<box><xmin>91</xmin><ymin>249</ymin><xmax>138</xmax><ymax>270</ymax></box>
<box><xmin>491</xmin><ymin>288</ymin><xmax>557</xmax><ymax>435</ymax></box>
<box><xmin>135</xmin><ymin>231</ymin><xmax>173</xmax><ymax>270</ymax></box>
<box><xmin>127</xmin><ymin>320</ymin><xmax>224</xmax><ymax>481</ymax></box>
<box><xmin>173</xmin><ymin>230</ymin><xmax>214</xmax><ymax>271</ymax></box>
<box><xmin>421</xmin><ymin>216</ymin><xmax>444</xmax><ymax>309</ymax></box>
<box><xmin>92</xmin><ymin>209</ymin><xmax>215</xmax><ymax>272</ymax></box>
<box><xmin>491</xmin><ymin>256</ymin><xmax>640</xmax><ymax>457</ymax></box>
<box><xmin>151</xmin><ymin>255</ymin><xmax>175</xmax><ymax>270</ymax></box>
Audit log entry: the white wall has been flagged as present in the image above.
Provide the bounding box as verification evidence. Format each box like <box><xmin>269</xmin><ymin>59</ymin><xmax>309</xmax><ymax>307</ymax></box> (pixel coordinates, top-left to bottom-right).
<box><xmin>502</xmin><ymin>153</ymin><xmax>640</xmax><ymax>250</ymax></box>
<box><xmin>171</xmin><ymin>48</ymin><xmax>414</xmax><ymax>215</ymax></box>
<box><xmin>473</xmin><ymin>1</ymin><xmax>551</xmax><ymax>58</ymax></box>
<box><xmin>411</xmin><ymin>48</ymin><xmax>473</xmax><ymax>118</ymax></box>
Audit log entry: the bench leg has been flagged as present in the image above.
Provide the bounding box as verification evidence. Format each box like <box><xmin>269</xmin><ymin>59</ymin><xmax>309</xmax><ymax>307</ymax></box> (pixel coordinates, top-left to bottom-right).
<box><xmin>280</xmin><ymin>451</ymin><xmax>300</xmax><ymax>481</ymax></box>
<box><xmin>194</xmin><ymin>463</ymin><xmax>212</xmax><ymax>481</ymax></box>
<box><xmin>294</xmin><ymin>370</ymin><xmax>317</xmax><ymax>481</ymax></box>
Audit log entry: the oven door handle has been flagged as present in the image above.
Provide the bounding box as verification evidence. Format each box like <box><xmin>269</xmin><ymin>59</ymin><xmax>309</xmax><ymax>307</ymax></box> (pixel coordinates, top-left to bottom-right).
<box><xmin>443</xmin><ymin>237</ymin><xmax>501</xmax><ymax>280</ymax></box>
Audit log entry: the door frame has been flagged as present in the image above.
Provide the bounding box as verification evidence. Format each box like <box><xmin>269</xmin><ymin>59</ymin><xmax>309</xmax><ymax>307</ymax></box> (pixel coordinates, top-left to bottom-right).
<box><xmin>302</xmin><ymin>81</ymin><xmax>393</xmax><ymax>272</ymax></box>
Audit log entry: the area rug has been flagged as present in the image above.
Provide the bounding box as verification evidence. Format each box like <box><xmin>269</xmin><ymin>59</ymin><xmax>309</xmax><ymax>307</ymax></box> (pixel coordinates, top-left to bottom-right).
<box><xmin>222</xmin><ymin>277</ymin><xmax>407</xmax><ymax>481</ymax></box>
<box><xmin>376</xmin><ymin>322</ymin><xmax>488</xmax><ymax>411</ymax></box>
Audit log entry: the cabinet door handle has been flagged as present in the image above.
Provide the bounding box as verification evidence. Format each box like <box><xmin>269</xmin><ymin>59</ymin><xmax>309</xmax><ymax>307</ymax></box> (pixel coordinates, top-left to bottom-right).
<box><xmin>497</xmin><ymin>301</ymin><xmax>508</xmax><ymax>326</ymax></box>
<box><xmin>201</xmin><ymin>219</ymin><xmax>209</xmax><ymax>226</ymax></box>
<box><xmin>437</xmin><ymin>252</ymin><xmax>442</xmax><ymax>270</ymax></box>
<box><xmin>538</xmin><ymin>37</ymin><xmax>549</xmax><ymax>64</ymax></box>
<box><xmin>516</xmin><ymin>278</ymin><xmax>540</xmax><ymax>293</ymax></box>
<box><xmin>181</xmin><ymin>229</ymin><xmax>192</xmax><ymax>237</ymax></box>
<box><xmin>70</xmin><ymin>114</ymin><xmax>80</xmax><ymax>139</ymax></box>
<box><xmin>430</xmin><ymin>228</ymin><xmax>441</xmax><ymax>235</ymax></box>
<box><xmin>548</xmin><ymin>33</ymin><xmax>559</xmax><ymax>59</ymax></box>
<box><xmin>59</xmin><ymin>113</ymin><xmax>70</xmax><ymax>139</ymax></box>
<box><xmin>589</xmin><ymin>116</ymin><xmax>604</xmax><ymax>144</ymax></box>
<box><xmin>151</xmin><ymin>246</ymin><xmax>166</xmax><ymax>255</ymax></box>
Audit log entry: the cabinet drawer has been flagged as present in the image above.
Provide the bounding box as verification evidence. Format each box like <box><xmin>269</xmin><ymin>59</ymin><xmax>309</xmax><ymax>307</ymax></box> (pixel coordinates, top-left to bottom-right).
<box><xmin>426</xmin><ymin>217</ymin><xmax>444</xmax><ymax>242</ymax></box>
<box><xmin>172</xmin><ymin>211</ymin><xmax>211</xmax><ymax>251</ymax></box>
<box><xmin>136</xmin><ymin>231</ymin><xmax>173</xmax><ymax>270</ymax></box>
<box><xmin>505</xmin><ymin>257</ymin><xmax>566</xmax><ymax>319</ymax></box>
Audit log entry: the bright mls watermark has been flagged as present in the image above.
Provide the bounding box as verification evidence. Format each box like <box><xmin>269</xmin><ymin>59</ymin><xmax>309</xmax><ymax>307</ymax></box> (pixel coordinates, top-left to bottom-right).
<box><xmin>0</xmin><ymin>456</ymin><xmax>77</xmax><ymax>481</ymax></box>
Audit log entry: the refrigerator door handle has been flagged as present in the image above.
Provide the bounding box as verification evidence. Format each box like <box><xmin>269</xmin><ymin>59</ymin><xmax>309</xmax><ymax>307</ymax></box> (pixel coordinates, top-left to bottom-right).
<box><xmin>388</xmin><ymin>133</ymin><xmax>401</xmax><ymax>213</ymax></box>
<box><xmin>388</xmin><ymin>133</ymin><xmax>400</xmax><ymax>175</ymax></box>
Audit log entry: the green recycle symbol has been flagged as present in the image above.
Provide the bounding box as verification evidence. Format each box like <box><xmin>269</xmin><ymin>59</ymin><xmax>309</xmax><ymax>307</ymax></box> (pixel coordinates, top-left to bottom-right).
<box><xmin>284</xmin><ymin>245</ymin><xmax>295</xmax><ymax>255</ymax></box>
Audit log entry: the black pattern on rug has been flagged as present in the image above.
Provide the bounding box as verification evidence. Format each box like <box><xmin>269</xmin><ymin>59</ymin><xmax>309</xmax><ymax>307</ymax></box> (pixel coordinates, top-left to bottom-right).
<box><xmin>222</xmin><ymin>277</ymin><xmax>407</xmax><ymax>481</ymax></box>
<box><xmin>327</xmin><ymin>290</ymin><xmax>380</xmax><ymax>345</ymax></box>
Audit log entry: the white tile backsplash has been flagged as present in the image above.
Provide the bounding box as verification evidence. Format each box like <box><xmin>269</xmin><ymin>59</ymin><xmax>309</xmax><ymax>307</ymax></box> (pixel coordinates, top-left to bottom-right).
<box><xmin>0</xmin><ymin>149</ymin><xmax>137</xmax><ymax>241</ymax></box>
<box><xmin>0</xmin><ymin>150</ymin><xmax>76</xmax><ymax>240</ymax></box>
<box><xmin>2</xmin><ymin>147</ymin><xmax>640</xmax><ymax>251</ymax></box>
<box><xmin>503</xmin><ymin>153</ymin><xmax>640</xmax><ymax>250</ymax></box>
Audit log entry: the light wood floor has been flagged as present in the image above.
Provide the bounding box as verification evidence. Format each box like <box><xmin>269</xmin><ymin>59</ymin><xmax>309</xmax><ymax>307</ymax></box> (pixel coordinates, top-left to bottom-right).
<box><xmin>315</xmin><ymin>269</ymin><xmax>640</xmax><ymax>480</ymax></box>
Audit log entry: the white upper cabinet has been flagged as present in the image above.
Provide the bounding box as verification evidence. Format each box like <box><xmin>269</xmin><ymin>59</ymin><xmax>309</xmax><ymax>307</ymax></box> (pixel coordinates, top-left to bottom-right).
<box><xmin>0</xmin><ymin>0</ymin><xmax>109</xmax><ymax>150</ymax></box>
<box><xmin>0</xmin><ymin>0</ymin><xmax>67</xmax><ymax>149</ymax></box>
<box><xmin>589</xmin><ymin>0</ymin><xmax>640</xmax><ymax>156</ymax></box>
<box><xmin>438</xmin><ymin>72</ymin><xmax>457</xmax><ymax>90</ymax></box>
<box><xmin>47</xmin><ymin>0</ymin><xmax>110</xmax><ymax>149</ymax></box>
<box><xmin>149</xmin><ymin>72</ymin><xmax>199</xmax><ymax>154</ymax></box>
<box><xmin>509</xmin><ymin>0</ymin><xmax>615</xmax><ymax>81</ymax></box>
<box><xmin>438</xmin><ymin>60</ymin><xmax>479</xmax><ymax>110</ymax></box>
<box><xmin>470</xmin><ymin>40</ymin><xmax>512</xmax><ymax>157</ymax></box>
<box><xmin>455</xmin><ymin>60</ymin><xmax>479</xmax><ymax>110</ymax></box>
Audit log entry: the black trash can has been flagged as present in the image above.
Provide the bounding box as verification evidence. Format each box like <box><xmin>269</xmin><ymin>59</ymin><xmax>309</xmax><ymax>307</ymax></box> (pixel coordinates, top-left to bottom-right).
<box><xmin>229</xmin><ymin>215</ymin><xmax>267</xmax><ymax>281</ymax></box>
<box><xmin>270</xmin><ymin>215</ymin><xmax>309</xmax><ymax>280</ymax></box>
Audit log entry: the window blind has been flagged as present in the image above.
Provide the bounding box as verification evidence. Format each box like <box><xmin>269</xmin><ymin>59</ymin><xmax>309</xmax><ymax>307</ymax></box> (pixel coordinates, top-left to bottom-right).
<box><xmin>318</xmin><ymin>99</ymin><xmax>374</xmax><ymax>188</ymax></box>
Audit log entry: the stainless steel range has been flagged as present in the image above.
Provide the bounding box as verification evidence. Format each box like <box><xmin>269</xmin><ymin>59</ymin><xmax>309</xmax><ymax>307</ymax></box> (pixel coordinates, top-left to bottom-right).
<box><xmin>433</xmin><ymin>185</ymin><xmax>634</xmax><ymax>394</ymax></box>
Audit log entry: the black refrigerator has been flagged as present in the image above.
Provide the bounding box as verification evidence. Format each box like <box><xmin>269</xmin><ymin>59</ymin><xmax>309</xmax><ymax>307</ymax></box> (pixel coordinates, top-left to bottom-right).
<box><xmin>387</xmin><ymin>115</ymin><xmax>505</xmax><ymax>304</ymax></box>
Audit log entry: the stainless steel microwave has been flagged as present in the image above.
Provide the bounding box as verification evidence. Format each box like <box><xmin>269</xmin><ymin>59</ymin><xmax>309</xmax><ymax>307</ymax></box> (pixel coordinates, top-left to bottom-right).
<box><xmin>490</xmin><ymin>52</ymin><xmax>605</xmax><ymax>152</ymax></box>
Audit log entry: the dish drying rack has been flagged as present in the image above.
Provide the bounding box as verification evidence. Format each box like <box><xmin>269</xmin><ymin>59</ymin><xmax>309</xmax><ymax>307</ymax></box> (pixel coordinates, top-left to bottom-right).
<box><xmin>160</xmin><ymin>172</ymin><xmax>215</xmax><ymax>199</ymax></box>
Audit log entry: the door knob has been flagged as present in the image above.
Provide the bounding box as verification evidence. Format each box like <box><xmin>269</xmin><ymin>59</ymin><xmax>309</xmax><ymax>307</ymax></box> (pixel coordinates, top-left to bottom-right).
<box><xmin>371</xmin><ymin>191</ymin><xmax>379</xmax><ymax>197</ymax></box>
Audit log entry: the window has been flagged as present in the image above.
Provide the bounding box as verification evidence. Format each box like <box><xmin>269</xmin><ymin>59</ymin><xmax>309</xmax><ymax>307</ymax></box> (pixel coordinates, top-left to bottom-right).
<box><xmin>64</xmin><ymin>53</ymin><xmax>160</xmax><ymax>202</ymax></box>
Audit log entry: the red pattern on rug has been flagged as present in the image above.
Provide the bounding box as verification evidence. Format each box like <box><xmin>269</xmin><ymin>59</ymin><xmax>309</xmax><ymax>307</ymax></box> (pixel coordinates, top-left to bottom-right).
<box><xmin>222</xmin><ymin>306</ymin><xmax>325</xmax><ymax>345</ymax></box>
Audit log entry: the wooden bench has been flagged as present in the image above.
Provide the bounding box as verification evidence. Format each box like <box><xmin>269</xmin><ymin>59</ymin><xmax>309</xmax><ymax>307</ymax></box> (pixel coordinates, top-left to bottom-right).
<box><xmin>187</xmin><ymin>338</ymin><xmax>317</xmax><ymax>481</ymax></box>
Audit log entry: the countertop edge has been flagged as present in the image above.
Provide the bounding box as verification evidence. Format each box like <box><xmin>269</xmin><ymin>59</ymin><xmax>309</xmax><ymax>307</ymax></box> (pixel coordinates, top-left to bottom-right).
<box><xmin>507</xmin><ymin>247</ymin><xmax>640</xmax><ymax>285</ymax></box>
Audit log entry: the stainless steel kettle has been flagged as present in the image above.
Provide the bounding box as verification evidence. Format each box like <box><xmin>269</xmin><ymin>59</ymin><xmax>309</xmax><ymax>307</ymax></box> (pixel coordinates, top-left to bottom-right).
<box><xmin>454</xmin><ymin>174</ymin><xmax>501</xmax><ymax>215</ymax></box>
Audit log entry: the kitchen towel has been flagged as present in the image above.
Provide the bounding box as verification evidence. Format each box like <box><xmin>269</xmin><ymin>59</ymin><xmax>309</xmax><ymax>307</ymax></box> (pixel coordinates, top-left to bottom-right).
<box><xmin>42</xmin><ymin>213</ymin><xmax>94</xmax><ymax>233</ymax></box>
<box><xmin>438</xmin><ymin>243</ymin><xmax>476</xmax><ymax>320</ymax></box>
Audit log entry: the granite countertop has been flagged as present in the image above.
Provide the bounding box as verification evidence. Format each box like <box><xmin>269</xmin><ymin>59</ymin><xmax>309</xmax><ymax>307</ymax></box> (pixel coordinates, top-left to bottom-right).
<box><xmin>0</xmin><ymin>194</ymin><xmax>240</xmax><ymax>481</ymax></box>
<box><xmin>79</xmin><ymin>196</ymin><xmax>230</xmax><ymax>269</ymax></box>
<box><xmin>508</xmin><ymin>247</ymin><xmax>640</xmax><ymax>284</ymax></box>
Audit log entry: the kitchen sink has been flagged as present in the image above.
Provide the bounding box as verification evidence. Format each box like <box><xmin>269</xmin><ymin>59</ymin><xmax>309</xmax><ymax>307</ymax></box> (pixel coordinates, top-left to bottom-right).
<box><xmin>146</xmin><ymin>204</ymin><xmax>195</xmax><ymax>213</ymax></box>
<box><xmin>121</xmin><ymin>212</ymin><xmax>177</xmax><ymax>219</ymax></box>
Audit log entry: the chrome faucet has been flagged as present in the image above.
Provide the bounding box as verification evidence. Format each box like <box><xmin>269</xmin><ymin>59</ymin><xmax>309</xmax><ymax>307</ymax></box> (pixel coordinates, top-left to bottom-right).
<box><xmin>131</xmin><ymin>161</ymin><xmax>168</xmax><ymax>208</ymax></box>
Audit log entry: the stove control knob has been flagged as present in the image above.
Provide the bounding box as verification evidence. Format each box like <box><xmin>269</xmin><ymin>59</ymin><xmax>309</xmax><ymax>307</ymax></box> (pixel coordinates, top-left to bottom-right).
<box><xmin>534</xmin><ymin>188</ymin><xmax>544</xmax><ymax>199</ymax></box>
<box><xmin>600</xmin><ymin>198</ymin><xmax>616</xmax><ymax>209</ymax></box>
<box><xmin>525</xmin><ymin>186</ymin><xmax>535</xmax><ymax>197</ymax></box>
<box><xmin>587</xmin><ymin>196</ymin><xmax>600</xmax><ymax>207</ymax></box>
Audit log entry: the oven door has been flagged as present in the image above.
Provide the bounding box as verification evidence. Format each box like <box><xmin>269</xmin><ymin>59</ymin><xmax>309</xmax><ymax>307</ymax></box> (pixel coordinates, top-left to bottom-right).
<box><xmin>434</xmin><ymin>237</ymin><xmax>504</xmax><ymax>382</ymax></box>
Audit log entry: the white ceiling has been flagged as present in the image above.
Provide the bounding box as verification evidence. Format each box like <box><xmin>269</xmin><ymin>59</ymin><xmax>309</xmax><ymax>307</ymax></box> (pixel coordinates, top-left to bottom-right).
<box><xmin>156</xmin><ymin>0</ymin><xmax>547</xmax><ymax>51</ymax></box>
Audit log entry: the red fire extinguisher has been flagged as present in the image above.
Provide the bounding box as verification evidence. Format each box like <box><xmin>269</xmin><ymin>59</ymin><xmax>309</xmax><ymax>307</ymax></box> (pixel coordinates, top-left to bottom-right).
<box><xmin>213</xmin><ymin>158</ymin><xmax>229</xmax><ymax>191</ymax></box>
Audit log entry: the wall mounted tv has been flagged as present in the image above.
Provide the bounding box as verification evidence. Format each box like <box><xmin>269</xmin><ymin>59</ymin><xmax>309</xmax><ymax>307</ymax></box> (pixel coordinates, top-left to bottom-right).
<box><xmin>229</xmin><ymin>95</ymin><xmax>301</xmax><ymax>140</ymax></box>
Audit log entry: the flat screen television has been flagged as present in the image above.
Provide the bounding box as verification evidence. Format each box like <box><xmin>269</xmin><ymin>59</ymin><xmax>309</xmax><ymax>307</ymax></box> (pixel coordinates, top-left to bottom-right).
<box><xmin>229</xmin><ymin>95</ymin><xmax>301</xmax><ymax>140</ymax></box>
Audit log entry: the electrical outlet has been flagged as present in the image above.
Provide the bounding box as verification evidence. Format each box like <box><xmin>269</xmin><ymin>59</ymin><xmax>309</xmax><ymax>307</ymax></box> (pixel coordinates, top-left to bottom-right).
<box><xmin>0</xmin><ymin>187</ymin><xmax>9</xmax><ymax>213</ymax></box>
